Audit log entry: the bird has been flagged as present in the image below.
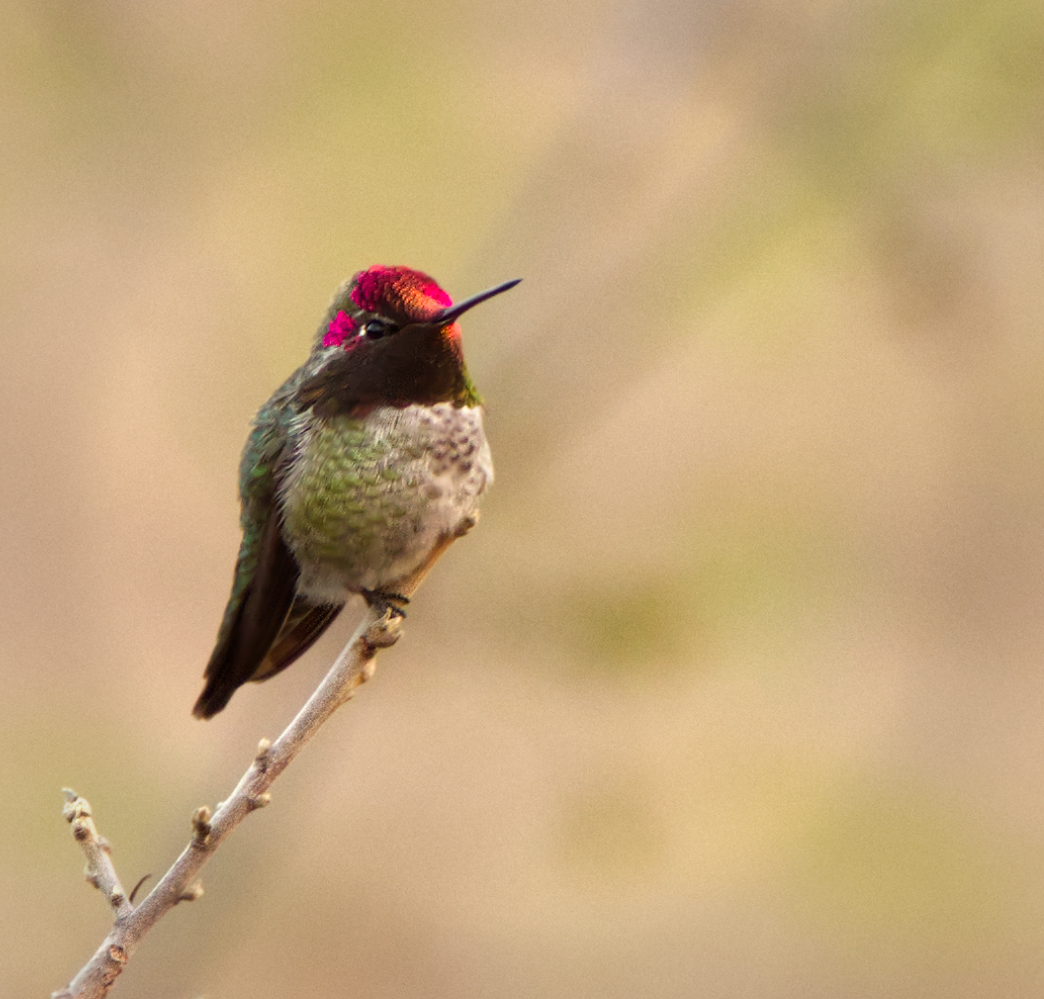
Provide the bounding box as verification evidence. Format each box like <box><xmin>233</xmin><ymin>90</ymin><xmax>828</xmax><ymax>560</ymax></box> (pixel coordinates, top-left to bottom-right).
<box><xmin>193</xmin><ymin>265</ymin><xmax>519</xmax><ymax>718</ymax></box>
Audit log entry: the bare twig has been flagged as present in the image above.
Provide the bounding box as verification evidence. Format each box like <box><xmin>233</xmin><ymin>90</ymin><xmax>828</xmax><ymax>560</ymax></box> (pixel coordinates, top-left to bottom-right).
<box><xmin>60</xmin><ymin>791</ymin><xmax>136</xmax><ymax>923</ymax></box>
<box><xmin>54</xmin><ymin>602</ymin><xmax>403</xmax><ymax>999</ymax></box>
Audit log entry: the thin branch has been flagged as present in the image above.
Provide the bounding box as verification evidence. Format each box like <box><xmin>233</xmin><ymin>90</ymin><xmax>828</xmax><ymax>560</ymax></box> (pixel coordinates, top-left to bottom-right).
<box><xmin>54</xmin><ymin>603</ymin><xmax>402</xmax><ymax>999</ymax></box>
<box><xmin>60</xmin><ymin>791</ymin><xmax>136</xmax><ymax>920</ymax></box>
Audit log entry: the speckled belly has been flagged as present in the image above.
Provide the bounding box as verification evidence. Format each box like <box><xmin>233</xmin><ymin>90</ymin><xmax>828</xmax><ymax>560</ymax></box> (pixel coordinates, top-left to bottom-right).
<box><xmin>278</xmin><ymin>403</ymin><xmax>491</xmax><ymax>600</ymax></box>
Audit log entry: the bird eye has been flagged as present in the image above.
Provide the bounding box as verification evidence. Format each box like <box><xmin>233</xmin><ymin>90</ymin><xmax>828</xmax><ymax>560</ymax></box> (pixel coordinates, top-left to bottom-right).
<box><xmin>364</xmin><ymin>319</ymin><xmax>395</xmax><ymax>339</ymax></box>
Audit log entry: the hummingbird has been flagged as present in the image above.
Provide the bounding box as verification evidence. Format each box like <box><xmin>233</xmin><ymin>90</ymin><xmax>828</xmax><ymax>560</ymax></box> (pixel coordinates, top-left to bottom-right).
<box><xmin>193</xmin><ymin>265</ymin><xmax>519</xmax><ymax>719</ymax></box>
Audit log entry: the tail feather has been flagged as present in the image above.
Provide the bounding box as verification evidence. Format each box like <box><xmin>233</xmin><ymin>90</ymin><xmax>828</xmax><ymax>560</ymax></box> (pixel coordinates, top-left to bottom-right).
<box><xmin>253</xmin><ymin>601</ymin><xmax>345</xmax><ymax>682</ymax></box>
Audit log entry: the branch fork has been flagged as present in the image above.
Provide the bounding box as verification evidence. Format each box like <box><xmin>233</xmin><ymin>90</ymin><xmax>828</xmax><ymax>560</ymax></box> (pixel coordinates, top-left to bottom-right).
<box><xmin>55</xmin><ymin>604</ymin><xmax>402</xmax><ymax>999</ymax></box>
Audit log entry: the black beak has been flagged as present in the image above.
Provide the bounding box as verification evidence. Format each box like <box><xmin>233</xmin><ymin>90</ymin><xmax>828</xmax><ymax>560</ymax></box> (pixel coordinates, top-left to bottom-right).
<box><xmin>433</xmin><ymin>278</ymin><xmax>522</xmax><ymax>325</ymax></box>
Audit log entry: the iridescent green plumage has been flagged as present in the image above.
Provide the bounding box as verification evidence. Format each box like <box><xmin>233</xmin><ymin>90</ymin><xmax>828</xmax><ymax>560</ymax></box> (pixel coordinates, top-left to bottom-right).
<box><xmin>193</xmin><ymin>267</ymin><xmax>518</xmax><ymax>718</ymax></box>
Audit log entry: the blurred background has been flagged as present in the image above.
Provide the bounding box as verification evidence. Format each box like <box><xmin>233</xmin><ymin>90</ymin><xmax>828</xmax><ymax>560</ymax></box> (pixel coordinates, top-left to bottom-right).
<box><xmin>4</xmin><ymin>0</ymin><xmax>1044</xmax><ymax>995</ymax></box>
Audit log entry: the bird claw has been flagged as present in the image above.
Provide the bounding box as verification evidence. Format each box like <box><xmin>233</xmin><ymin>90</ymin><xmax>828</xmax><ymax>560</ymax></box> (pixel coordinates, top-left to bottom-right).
<box><xmin>361</xmin><ymin>589</ymin><xmax>410</xmax><ymax>619</ymax></box>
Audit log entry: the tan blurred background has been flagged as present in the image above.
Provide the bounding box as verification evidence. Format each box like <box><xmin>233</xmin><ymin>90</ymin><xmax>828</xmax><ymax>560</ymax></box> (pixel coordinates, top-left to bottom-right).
<box><xmin>4</xmin><ymin>0</ymin><xmax>1044</xmax><ymax>995</ymax></box>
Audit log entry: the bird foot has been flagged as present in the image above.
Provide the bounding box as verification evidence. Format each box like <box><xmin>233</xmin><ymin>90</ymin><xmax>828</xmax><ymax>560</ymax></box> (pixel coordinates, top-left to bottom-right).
<box><xmin>361</xmin><ymin>589</ymin><xmax>410</xmax><ymax>619</ymax></box>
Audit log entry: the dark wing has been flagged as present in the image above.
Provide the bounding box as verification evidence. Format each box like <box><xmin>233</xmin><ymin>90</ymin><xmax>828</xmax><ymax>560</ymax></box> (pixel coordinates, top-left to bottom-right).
<box><xmin>194</xmin><ymin>401</ymin><xmax>302</xmax><ymax>719</ymax></box>
<box><xmin>192</xmin><ymin>510</ymin><xmax>300</xmax><ymax>718</ymax></box>
<box><xmin>194</xmin><ymin>377</ymin><xmax>350</xmax><ymax>718</ymax></box>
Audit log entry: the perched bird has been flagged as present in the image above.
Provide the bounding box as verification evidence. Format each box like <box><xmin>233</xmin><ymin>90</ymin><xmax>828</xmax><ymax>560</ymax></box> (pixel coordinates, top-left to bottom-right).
<box><xmin>193</xmin><ymin>266</ymin><xmax>519</xmax><ymax>718</ymax></box>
